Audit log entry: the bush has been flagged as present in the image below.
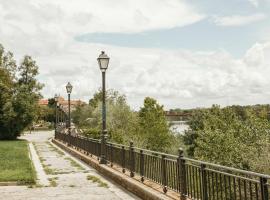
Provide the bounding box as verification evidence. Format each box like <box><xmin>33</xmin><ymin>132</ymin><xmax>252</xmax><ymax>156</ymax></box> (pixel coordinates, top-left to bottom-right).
<box><xmin>81</xmin><ymin>128</ymin><xmax>100</xmax><ymax>139</ymax></box>
<box><xmin>184</xmin><ymin>105</ymin><xmax>270</xmax><ymax>173</ymax></box>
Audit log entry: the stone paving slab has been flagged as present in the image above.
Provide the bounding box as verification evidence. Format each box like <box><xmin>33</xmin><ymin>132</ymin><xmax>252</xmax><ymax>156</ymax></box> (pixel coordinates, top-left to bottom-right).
<box><xmin>28</xmin><ymin>143</ymin><xmax>50</xmax><ymax>186</ymax></box>
<box><xmin>0</xmin><ymin>131</ymin><xmax>140</xmax><ymax>200</ymax></box>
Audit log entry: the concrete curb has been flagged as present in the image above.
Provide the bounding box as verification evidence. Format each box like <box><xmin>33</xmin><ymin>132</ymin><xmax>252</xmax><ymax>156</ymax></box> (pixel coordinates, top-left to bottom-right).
<box><xmin>52</xmin><ymin>139</ymin><xmax>173</xmax><ymax>200</ymax></box>
<box><xmin>0</xmin><ymin>182</ymin><xmax>19</xmax><ymax>186</ymax></box>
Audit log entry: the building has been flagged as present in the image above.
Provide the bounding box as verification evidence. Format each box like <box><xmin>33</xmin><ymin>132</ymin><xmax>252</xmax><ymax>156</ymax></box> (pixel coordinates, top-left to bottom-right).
<box><xmin>38</xmin><ymin>96</ymin><xmax>86</xmax><ymax>112</ymax></box>
<box><xmin>38</xmin><ymin>99</ymin><xmax>49</xmax><ymax>106</ymax></box>
<box><xmin>57</xmin><ymin>96</ymin><xmax>86</xmax><ymax>112</ymax></box>
<box><xmin>164</xmin><ymin>111</ymin><xmax>191</xmax><ymax>121</ymax></box>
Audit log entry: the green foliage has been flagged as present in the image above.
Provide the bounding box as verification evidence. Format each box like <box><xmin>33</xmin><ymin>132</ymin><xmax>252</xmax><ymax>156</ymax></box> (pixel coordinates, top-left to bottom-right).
<box><xmin>0</xmin><ymin>44</ymin><xmax>43</xmax><ymax>139</ymax></box>
<box><xmin>169</xmin><ymin>133</ymin><xmax>187</xmax><ymax>155</ymax></box>
<box><xmin>48</xmin><ymin>98</ymin><xmax>56</xmax><ymax>108</ymax></box>
<box><xmin>72</xmin><ymin>104</ymin><xmax>94</xmax><ymax>127</ymax></box>
<box><xmin>88</xmin><ymin>89</ymin><xmax>103</xmax><ymax>108</ymax></box>
<box><xmin>183</xmin><ymin>108</ymin><xmax>205</xmax><ymax>156</ymax></box>
<box><xmin>73</xmin><ymin>90</ymin><xmax>140</xmax><ymax>144</ymax></box>
<box><xmin>184</xmin><ymin>105</ymin><xmax>270</xmax><ymax>174</ymax></box>
<box><xmin>81</xmin><ymin>127</ymin><xmax>100</xmax><ymax>139</ymax></box>
<box><xmin>30</xmin><ymin>98</ymin><xmax>55</xmax><ymax>129</ymax></box>
<box><xmin>87</xmin><ymin>175</ymin><xmax>109</xmax><ymax>188</ymax></box>
<box><xmin>36</xmin><ymin>105</ymin><xmax>55</xmax><ymax>123</ymax></box>
<box><xmin>0</xmin><ymin>45</ymin><xmax>17</xmax><ymax>139</ymax></box>
<box><xmin>73</xmin><ymin>91</ymin><xmax>174</xmax><ymax>152</ymax></box>
<box><xmin>138</xmin><ymin>97</ymin><xmax>173</xmax><ymax>152</ymax></box>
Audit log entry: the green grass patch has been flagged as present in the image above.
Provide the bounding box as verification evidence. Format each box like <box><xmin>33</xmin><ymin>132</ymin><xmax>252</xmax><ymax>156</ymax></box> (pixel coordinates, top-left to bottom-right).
<box><xmin>45</xmin><ymin>141</ymin><xmax>65</xmax><ymax>156</ymax></box>
<box><xmin>64</xmin><ymin>157</ymin><xmax>84</xmax><ymax>170</ymax></box>
<box><xmin>48</xmin><ymin>177</ymin><xmax>58</xmax><ymax>187</ymax></box>
<box><xmin>0</xmin><ymin>140</ymin><xmax>36</xmax><ymax>184</ymax></box>
<box><xmin>43</xmin><ymin>166</ymin><xmax>56</xmax><ymax>175</ymax></box>
<box><xmin>87</xmin><ymin>175</ymin><xmax>109</xmax><ymax>188</ymax></box>
<box><xmin>28</xmin><ymin>183</ymin><xmax>44</xmax><ymax>188</ymax></box>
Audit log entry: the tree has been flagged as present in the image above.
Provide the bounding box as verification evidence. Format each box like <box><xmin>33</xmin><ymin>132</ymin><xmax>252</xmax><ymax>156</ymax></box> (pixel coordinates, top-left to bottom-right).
<box><xmin>74</xmin><ymin>92</ymin><xmax>176</xmax><ymax>152</ymax></box>
<box><xmin>0</xmin><ymin>44</ymin><xmax>17</xmax><ymax>79</ymax></box>
<box><xmin>48</xmin><ymin>98</ymin><xmax>56</xmax><ymax>108</ymax></box>
<box><xmin>73</xmin><ymin>90</ymin><xmax>140</xmax><ymax>143</ymax></box>
<box><xmin>36</xmin><ymin>105</ymin><xmax>55</xmax><ymax>123</ymax></box>
<box><xmin>0</xmin><ymin>45</ymin><xmax>43</xmax><ymax>139</ymax></box>
<box><xmin>138</xmin><ymin>97</ymin><xmax>173</xmax><ymax>152</ymax></box>
<box><xmin>183</xmin><ymin>108</ymin><xmax>205</xmax><ymax>156</ymax></box>
<box><xmin>94</xmin><ymin>92</ymin><xmax>139</xmax><ymax>144</ymax></box>
<box><xmin>0</xmin><ymin>45</ymin><xmax>17</xmax><ymax>139</ymax></box>
<box><xmin>89</xmin><ymin>89</ymin><xmax>103</xmax><ymax>108</ymax></box>
<box><xmin>10</xmin><ymin>56</ymin><xmax>43</xmax><ymax>136</ymax></box>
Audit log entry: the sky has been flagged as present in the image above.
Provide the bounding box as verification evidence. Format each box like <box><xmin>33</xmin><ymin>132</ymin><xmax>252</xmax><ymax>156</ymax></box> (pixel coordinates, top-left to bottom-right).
<box><xmin>0</xmin><ymin>0</ymin><xmax>270</xmax><ymax>110</ymax></box>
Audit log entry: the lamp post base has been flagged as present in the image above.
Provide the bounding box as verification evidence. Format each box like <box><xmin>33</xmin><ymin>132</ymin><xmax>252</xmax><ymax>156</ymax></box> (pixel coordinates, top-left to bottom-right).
<box><xmin>100</xmin><ymin>130</ymin><xmax>107</xmax><ymax>164</ymax></box>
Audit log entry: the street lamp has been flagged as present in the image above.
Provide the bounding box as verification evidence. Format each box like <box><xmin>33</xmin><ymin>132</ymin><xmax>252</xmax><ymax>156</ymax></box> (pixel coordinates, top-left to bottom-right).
<box><xmin>66</xmin><ymin>82</ymin><xmax>73</xmax><ymax>134</ymax></box>
<box><xmin>97</xmin><ymin>51</ymin><xmax>110</xmax><ymax>164</ymax></box>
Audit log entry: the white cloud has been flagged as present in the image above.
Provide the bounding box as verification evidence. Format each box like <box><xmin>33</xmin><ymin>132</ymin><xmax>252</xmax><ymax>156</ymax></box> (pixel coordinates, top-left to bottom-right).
<box><xmin>248</xmin><ymin>0</ymin><xmax>259</xmax><ymax>7</ymax></box>
<box><xmin>248</xmin><ymin>0</ymin><xmax>270</xmax><ymax>7</ymax></box>
<box><xmin>30</xmin><ymin>41</ymin><xmax>270</xmax><ymax>109</ymax></box>
<box><xmin>0</xmin><ymin>0</ymin><xmax>204</xmax><ymax>35</ymax></box>
<box><xmin>1</xmin><ymin>0</ymin><xmax>270</xmax><ymax>109</ymax></box>
<box><xmin>213</xmin><ymin>13</ymin><xmax>266</xmax><ymax>26</ymax></box>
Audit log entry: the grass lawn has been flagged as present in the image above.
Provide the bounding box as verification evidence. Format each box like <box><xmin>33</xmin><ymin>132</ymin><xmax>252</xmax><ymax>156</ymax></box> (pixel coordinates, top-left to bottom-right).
<box><xmin>0</xmin><ymin>140</ymin><xmax>36</xmax><ymax>184</ymax></box>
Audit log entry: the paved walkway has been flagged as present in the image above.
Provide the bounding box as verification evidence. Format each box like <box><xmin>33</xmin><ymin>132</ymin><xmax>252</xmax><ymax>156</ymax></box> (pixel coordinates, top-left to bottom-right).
<box><xmin>0</xmin><ymin>131</ymin><xmax>140</xmax><ymax>200</ymax></box>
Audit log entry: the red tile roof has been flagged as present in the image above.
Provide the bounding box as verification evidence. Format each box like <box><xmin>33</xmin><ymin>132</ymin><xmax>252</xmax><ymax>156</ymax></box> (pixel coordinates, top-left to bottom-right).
<box><xmin>38</xmin><ymin>99</ymin><xmax>48</xmax><ymax>105</ymax></box>
<box><xmin>38</xmin><ymin>97</ymin><xmax>86</xmax><ymax>110</ymax></box>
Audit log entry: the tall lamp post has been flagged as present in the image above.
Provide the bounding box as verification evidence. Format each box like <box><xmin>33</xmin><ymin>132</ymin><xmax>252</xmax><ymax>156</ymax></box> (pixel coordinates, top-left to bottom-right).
<box><xmin>66</xmin><ymin>82</ymin><xmax>73</xmax><ymax>134</ymax></box>
<box><xmin>97</xmin><ymin>51</ymin><xmax>110</xmax><ymax>164</ymax></box>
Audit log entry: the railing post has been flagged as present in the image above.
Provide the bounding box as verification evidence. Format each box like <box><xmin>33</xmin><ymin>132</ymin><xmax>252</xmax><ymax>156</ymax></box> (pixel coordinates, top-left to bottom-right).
<box><xmin>179</xmin><ymin>148</ymin><xmax>187</xmax><ymax>200</ymax></box>
<box><xmin>140</xmin><ymin>150</ymin><xmax>144</xmax><ymax>182</ymax></box>
<box><xmin>129</xmin><ymin>141</ymin><xmax>135</xmax><ymax>177</ymax></box>
<box><xmin>85</xmin><ymin>139</ymin><xmax>89</xmax><ymax>155</ymax></box>
<box><xmin>122</xmin><ymin>145</ymin><xmax>126</xmax><ymax>173</ymax></box>
<box><xmin>161</xmin><ymin>154</ymin><xmax>168</xmax><ymax>193</ymax></box>
<box><xmin>84</xmin><ymin>138</ymin><xmax>87</xmax><ymax>154</ymax></box>
<box><xmin>97</xmin><ymin>141</ymin><xmax>100</xmax><ymax>161</ymax></box>
<box><xmin>110</xmin><ymin>143</ymin><xmax>113</xmax><ymax>167</ymax></box>
<box><xmin>67</xmin><ymin>134</ymin><xmax>69</xmax><ymax>146</ymax></box>
<box><xmin>201</xmin><ymin>164</ymin><xmax>208</xmax><ymax>200</ymax></box>
<box><xmin>260</xmin><ymin>177</ymin><xmax>269</xmax><ymax>200</ymax></box>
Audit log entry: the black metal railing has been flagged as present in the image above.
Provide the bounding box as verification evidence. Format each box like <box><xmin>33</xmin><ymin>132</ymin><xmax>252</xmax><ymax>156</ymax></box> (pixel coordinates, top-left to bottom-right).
<box><xmin>55</xmin><ymin>131</ymin><xmax>270</xmax><ymax>200</ymax></box>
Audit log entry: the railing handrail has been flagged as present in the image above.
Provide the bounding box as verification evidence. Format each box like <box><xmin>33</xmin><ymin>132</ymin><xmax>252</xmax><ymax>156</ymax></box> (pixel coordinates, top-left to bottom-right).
<box><xmin>77</xmin><ymin>134</ymin><xmax>100</xmax><ymax>142</ymax></box>
<box><xmin>107</xmin><ymin>141</ymin><xmax>129</xmax><ymax>148</ymax></box>
<box><xmin>184</xmin><ymin>157</ymin><xmax>270</xmax><ymax>179</ymax></box>
<box><xmin>109</xmin><ymin>139</ymin><xmax>270</xmax><ymax>179</ymax></box>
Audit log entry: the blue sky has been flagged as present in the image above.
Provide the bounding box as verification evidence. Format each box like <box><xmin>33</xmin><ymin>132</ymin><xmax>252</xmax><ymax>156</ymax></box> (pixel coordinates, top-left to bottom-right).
<box><xmin>1</xmin><ymin>0</ymin><xmax>270</xmax><ymax>109</ymax></box>
<box><xmin>75</xmin><ymin>0</ymin><xmax>269</xmax><ymax>58</ymax></box>
<box><xmin>76</xmin><ymin>19</ymin><xmax>266</xmax><ymax>58</ymax></box>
